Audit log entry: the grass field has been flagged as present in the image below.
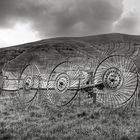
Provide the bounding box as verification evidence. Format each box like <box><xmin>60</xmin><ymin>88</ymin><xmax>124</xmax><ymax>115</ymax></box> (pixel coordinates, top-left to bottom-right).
<box><xmin>0</xmin><ymin>92</ymin><xmax>140</xmax><ymax>140</ymax></box>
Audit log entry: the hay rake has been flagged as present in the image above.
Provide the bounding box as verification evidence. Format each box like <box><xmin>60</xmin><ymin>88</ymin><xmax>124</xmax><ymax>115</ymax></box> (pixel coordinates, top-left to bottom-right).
<box><xmin>0</xmin><ymin>55</ymin><xmax>139</xmax><ymax>110</ymax></box>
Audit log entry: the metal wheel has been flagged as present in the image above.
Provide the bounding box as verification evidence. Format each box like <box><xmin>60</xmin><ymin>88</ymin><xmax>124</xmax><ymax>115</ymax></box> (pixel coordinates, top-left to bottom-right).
<box><xmin>46</xmin><ymin>61</ymin><xmax>81</xmax><ymax>108</ymax></box>
<box><xmin>93</xmin><ymin>55</ymin><xmax>138</xmax><ymax>108</ymax></box>
<box><xmin>18</xmin><ymin>64</ymin><xmax>40</xmax><ymax>104</ymax></box>
<box><xmin>2</xmin><ymin>62</ymin><xmax>19</xmax><ymax>92</ymax></box>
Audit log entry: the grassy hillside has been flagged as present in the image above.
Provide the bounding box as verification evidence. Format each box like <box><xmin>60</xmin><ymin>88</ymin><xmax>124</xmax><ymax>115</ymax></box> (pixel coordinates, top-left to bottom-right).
<box><xmin>0</xmin><ymin>93</ymin><xmax>140</xmax><ymax>140</ymax></box>
<box><xmin>1</xmin><ymin>33</ymin><xmax>140</xmax><ymax>140</ymax></box>
<box><xmin>1</xmin><ymin>33</ymin><xmax>140</xmax><ymax>72</ymax></box>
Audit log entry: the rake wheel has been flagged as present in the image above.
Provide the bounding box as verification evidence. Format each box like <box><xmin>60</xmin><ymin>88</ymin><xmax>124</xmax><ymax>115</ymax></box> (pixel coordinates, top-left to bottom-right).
<box><xmin>46</xmin><ymin>61</ymin><xmax>81</xmax><ymax>109</ymax></box>
<box><xmin>93</xmin><ymin>55</ymin><xmax>138</xmax><ymax>108</ymax></box>
<box><xmin>18</xmin><ymin>64</ymin><xmax>40</xmax><ymax>106</ymax></box>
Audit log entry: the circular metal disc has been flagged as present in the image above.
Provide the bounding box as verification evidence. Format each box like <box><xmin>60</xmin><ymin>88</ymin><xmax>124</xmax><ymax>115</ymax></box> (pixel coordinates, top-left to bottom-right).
<box><xmin>103</xmin><ymin>67</ymin><xmax>123</xmax><ymax>90</ymax></box>
<box><xmin>54</xmin><ymin>73</ymin><xmax>70</xmax><ymax>94</ymax></box>
<box><xmin>93</xmin><ymin>55</ymin><xmax>138</xmax><ymax>108</ymax></box>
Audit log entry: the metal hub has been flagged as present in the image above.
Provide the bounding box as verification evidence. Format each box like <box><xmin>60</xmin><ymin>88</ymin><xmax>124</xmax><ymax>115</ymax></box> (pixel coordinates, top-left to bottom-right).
<box><xmin>24</xmin><ymin>76</ymin><xmax>33</xmax><ymax>90</ymax></box>
<box><xmin>103</xmin><ymin>67</ymin><xmax>123</xmax><ymax>90</ymax></box>
<box><xmin>55</xmin><ymin>73</ymin><xmax>70</xmax><ymax>93</ymax></box>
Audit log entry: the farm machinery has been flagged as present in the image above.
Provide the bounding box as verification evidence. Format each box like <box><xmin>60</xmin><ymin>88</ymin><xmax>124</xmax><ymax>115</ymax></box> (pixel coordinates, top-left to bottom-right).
<box><xmin>0</xmin><ymin>55</ymin><xmax>139</xmax><ymax>110</ymax></box>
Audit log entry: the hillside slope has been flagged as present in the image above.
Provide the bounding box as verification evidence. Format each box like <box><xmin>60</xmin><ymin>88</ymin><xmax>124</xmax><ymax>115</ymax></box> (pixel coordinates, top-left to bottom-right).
<box><xmin>1</xmin><ymin>33</ymin><xmax>140</xmax><ymax>73</ymax></box>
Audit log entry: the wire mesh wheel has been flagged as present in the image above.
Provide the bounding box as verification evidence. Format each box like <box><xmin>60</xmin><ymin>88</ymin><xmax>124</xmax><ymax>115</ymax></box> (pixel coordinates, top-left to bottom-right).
<box><xmin>1</xmin><ymin>62</ymin><xmax>18</xmax><ymax>109</ymax></box>
<box><xmin>18</xmin><ymin>64</ymin><xmax>40</xmax><ymax>107</ymax></box>
<box><xmin>45</xmin><ymin>61</ymin><xmax>82</xmax><ymax>110</ymax></box>
<box><xmin>93</xmin><ymin>55</ymin><xmax>139</xmax><ymax>108</ymax></box>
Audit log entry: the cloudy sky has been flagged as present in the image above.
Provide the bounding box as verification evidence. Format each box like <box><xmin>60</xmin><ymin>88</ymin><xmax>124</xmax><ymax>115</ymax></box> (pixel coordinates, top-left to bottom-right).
<box><xmin>0</xmin><ymin>0</ymin><xmax>140</xmax><ymax>47</ymax></box>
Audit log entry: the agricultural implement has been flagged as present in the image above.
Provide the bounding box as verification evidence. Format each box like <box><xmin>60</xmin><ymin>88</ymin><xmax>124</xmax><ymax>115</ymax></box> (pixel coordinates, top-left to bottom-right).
<box><xmin>0</xmin><ymin>55</ymin><xmax>139</xmax><ymax>110</ymax></box>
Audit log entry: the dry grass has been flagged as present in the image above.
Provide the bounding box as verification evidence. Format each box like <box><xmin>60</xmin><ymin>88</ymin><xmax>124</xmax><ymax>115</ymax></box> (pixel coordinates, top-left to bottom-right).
<box><xmin>0</xmin><ymin>93</ymin><xmax>140</xmax><ymax>140</ymax></box>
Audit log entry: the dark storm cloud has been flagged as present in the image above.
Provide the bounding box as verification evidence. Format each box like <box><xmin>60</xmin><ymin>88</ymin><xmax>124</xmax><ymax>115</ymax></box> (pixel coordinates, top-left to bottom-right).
<box><xmin>0</xmin><ymin>0</ymin><xmax>47</xmax><ymax>27</ymax></box>
<box><xmin>0</xmin><ymin>0</ymin><xmax>123</xmax><ymax>37</ymax></box>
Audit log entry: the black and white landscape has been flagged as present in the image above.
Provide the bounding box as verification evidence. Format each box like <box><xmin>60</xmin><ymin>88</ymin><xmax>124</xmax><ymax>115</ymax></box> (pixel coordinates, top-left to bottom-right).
<box><xmin>0</xmin><ymin>33</ymin><xmax>140</xmax><ymax>140</ymax></box>
<box><xmin>0</xmin><ymin>0</ymin><xmax>140</xmax><ymax>140</ymax></box>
